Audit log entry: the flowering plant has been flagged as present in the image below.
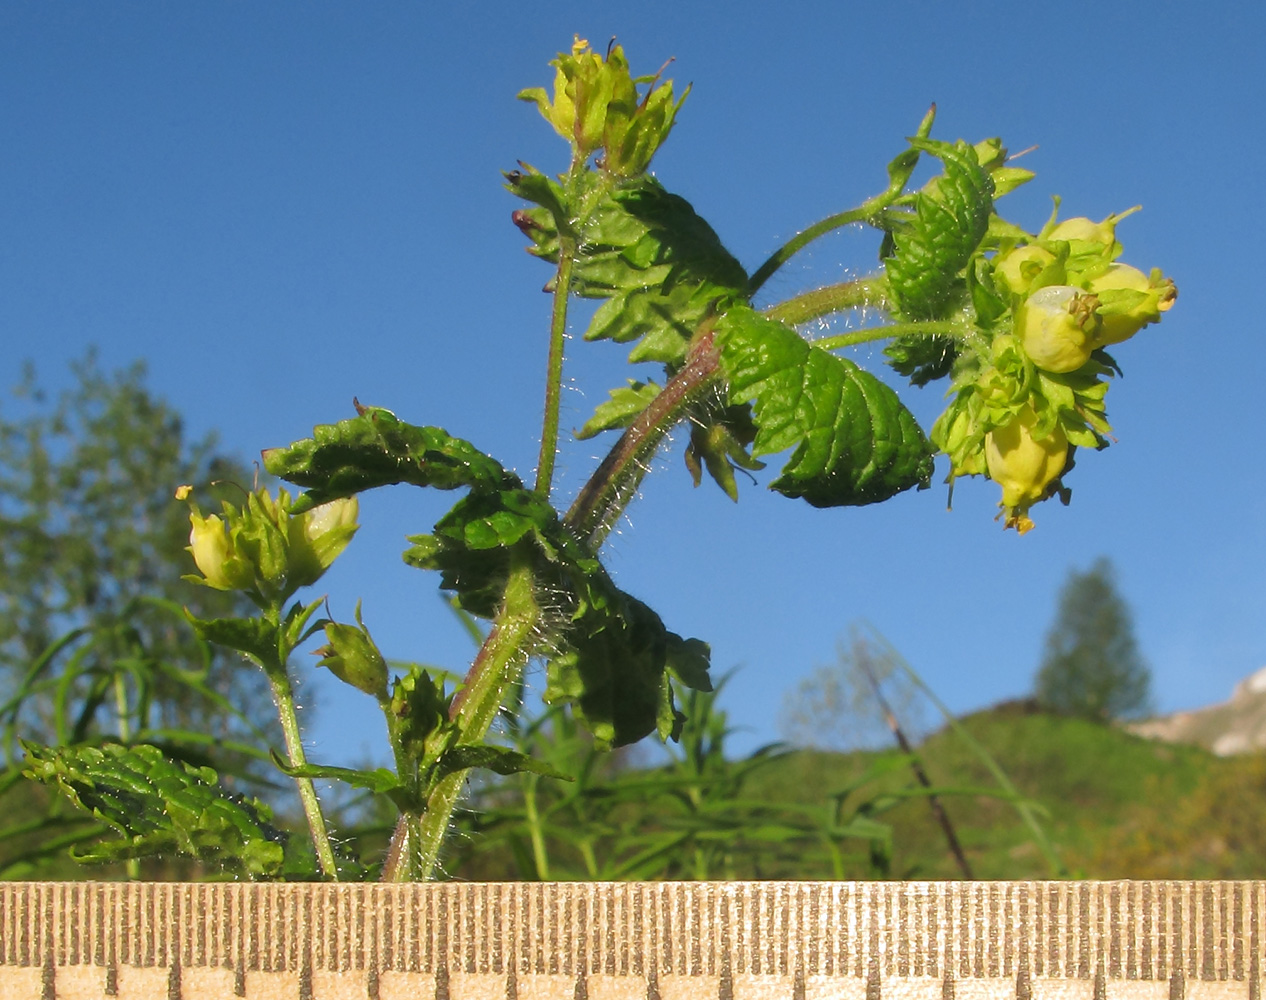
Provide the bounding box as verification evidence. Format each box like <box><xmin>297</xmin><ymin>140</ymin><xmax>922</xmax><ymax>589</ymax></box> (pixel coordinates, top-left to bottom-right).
<box><xmin>24</xmin><ymin>38</ymin><xmax>1174</xmax><ymax>881</ymax></box>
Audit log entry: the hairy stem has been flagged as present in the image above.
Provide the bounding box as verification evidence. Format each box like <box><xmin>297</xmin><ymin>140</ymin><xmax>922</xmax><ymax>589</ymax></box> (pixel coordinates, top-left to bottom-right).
<box><xmin>534</xmin><ymin>250</ymin><xmax>575</xmax><ymax>497</ymax></box>
<box><xmin>383</xmin><ymin>556</ymin><xmax>541</xmax><ymax>881</ymax></box>
<box><xmin>762</xmin><ymin>276</ymin><xmax>887</xmax><ymax>327</ymax></box>
<box><xmin>380</xmin><ymin>296</ymin><xmax>969</xmax><ymax>879</ymax></box>
<box><xmin>749</xmin><ymin>204</ymin><xmax>884</xmax><ymax>294</ymax></box>
<box><xmin>814</xmin><ymin>320</ymin><xmax>966</xmax><ymax>352</ymax></box>
<box><xmin>382</xmin><ymin>326</ymin><xmax>726</xmax><ymax>879</ymax></box>
<box><xmin>534</xmin><ymin>157</ymin><xmax>607</xmax><ymax>498</ymax></box>
<box><xmin>565</xmin><ymin>324</ymin><xmax>722</xmax><ymax>547</ymax></box>
<box><xmin>266</xmin><ymin>664</ymin><xmax>338</xmax><ymax>879</ymax></box>
<box><xmin>748</xmin><ymin>109</ymin><xmax>934</xmax><ymax>296</ymax></box>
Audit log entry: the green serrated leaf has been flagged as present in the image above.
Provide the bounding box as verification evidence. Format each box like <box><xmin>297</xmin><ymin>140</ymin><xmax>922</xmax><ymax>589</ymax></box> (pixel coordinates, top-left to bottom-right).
<box><xmin>577</xmin><ymin>380</ymin><xmax>662</xmax><ymax>439</ymax></box>
<box><xmin>454</xmin><ymin>489</ymin><xmax>558</xmax><ymax>551</ymax></box>
<box><xmin>544</xmin><ymin>591</ymin><xmax>684</xmax><ymax>749</ymax></box>
<box><xmin>665</xmin><ymin>635</ymin><xmax>713</xmax><ymax>692</ymax></box>
<box><xmin>504</xmin><ymin>166</ymin><xmax>569</xmax><ymax>231</ymax></box>
<box><xmin>262</xmin><ymin>405</ymin><xmax>518</xmax><ymax>510</ymax></box>
<box><xmin>513</xmin><ymin>173</ymin><xmax>747</xmax><ymax>365</ymax></box>
<box><xmin>187</xmin><ymin>614</ymin><xmax>279</xmax><ymax>667</ymax></box>
<box><xmin>404</xmin><ymin>488</ymin><xmax>564</xmax><ymax>618</ymax></box>
<box><xmin>22</xmin><ymin>741</ymin><xmax>298</xmax><ymax>878</ymax></box>
<box><xmin>400</xmin><ymin>471</ymin><xmax>712</xmax><ymax>749</ymax></box>
<box><xmin>884</xmin><ymin>138</ymin><xmax>994</xmax><ymax>322</ymax></box>
<box><xmin>716</xmin><ymin>307</ymin><xmax>934</xmax><ymax>507</ymax></box>
<box><xmin>883</xmin><ymin>335</ymin><xmax>960</xmax><ymax>387</ymax></box>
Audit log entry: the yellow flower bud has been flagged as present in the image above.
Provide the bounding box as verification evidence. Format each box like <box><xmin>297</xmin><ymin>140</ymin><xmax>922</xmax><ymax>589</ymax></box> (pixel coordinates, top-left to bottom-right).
<box><xmin>1088</xmin><ymin>263</ymin><xmax>1178</xmax><ymax>346</ymax></box>
<box><xmin>985</xmin><ymin>405</ymin><xmax>1068</xmax><ymax>534</ymax></box>
<box><xmin>1046</xmin><ymin>216</ymin><xmax>1113</xmax><ymax>245</ymax></box>
<box><xmin>287</xmin><ymin>497</ymin><xmax>359</xmax><ymax>589</ymax></box>
<box><xmin>1044</xmin><ymin>207</ymin><xmax>1138</xmax><ymax>249</ymax></box>
<box><xmin>518</xmin><ymin>37</ymin><xmax>683</xmax><ymax>175</ymax></box>
<box><xmin>1016</xmin><ymin>285</ymin><xmax>1100</xmax><ymax>373</ymax></box>
<box><xmin>993</xmin><ymin>244</ymin><xmax>1056</xmax><ymax>296</ymax></box>
<box><xmin>187</xmin><ymin>512</ymin><xmax>253</xmax><ymax>591</ymax></box>
<box><xmin>518</xmin><ymin>37</ymin><xmax>614</xmax><ymax>158</ymax></box>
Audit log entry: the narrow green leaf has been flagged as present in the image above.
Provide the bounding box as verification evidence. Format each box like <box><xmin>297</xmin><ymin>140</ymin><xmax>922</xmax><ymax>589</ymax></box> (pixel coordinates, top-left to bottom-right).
<box><xmin>435</xmin><ymin>744</ymin><xmax>574</xmax><ymax>781</ymax></box>
<box><xmin>269</xmin><ymin>752</ymin><xmax>404</xmax><ymax>795</ymax></box>
<box><xmin>884</xmin><ymin>105</ymin><xmax>937</xmax><ymax>196</ymax></box>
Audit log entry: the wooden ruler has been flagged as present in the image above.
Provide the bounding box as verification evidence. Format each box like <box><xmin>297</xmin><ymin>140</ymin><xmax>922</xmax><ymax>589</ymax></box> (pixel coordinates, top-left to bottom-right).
<box><xmin>1</xmin><ymin>881</ymin><xmax>1261</xmax><ymax>999</ymax></box>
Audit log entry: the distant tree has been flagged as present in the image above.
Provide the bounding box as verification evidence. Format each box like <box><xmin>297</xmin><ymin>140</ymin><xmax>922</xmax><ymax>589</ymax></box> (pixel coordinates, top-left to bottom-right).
<box><xmin>780</xmin><ymin>630</ymin><xmax>927</xmax><ymax>751</ymax></box>
<box><xmin>1034</xmin><ymin>557</ymin><xmax>1152</xmax><ymax>722</ymax></box>
<box><xmin>0</xmin><ymin>352</ymin><xmax>279</xmax><ymax>762</ymax></box>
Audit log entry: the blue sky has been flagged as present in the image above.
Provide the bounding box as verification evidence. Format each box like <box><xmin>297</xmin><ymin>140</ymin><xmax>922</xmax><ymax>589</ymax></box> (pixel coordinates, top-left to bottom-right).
<box><xmin>3</xmin><ymin>3</ymin><xmax>1263</xmax><ymax>764</ymax></box>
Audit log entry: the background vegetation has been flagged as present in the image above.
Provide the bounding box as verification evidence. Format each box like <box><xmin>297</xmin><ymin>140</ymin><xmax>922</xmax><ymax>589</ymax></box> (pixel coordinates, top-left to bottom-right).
<box><xmin>2</xmin><ymin>358</ymin><xmax>1258</xmax><ymax>882</ymax></box>
<box><xmin>0</xmin><ymin>357</ymin><xmax>285</xmax><ymax>878</ymax></box>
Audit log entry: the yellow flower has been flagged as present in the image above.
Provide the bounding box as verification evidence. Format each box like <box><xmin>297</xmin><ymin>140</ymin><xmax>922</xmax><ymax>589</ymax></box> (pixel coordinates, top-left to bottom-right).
<box><xmin>1088</xmin><ymin>263</ymin><xmax>1178</xmax><ymax>346</ymax></box>
<box><xmin>1046</xmin><ymin>216</ymin><xmax>1114</xmax><ymax>245</ymax></box>
<box><xmin>187</xmin><ymin>512</ymin><xmax>253</xmax><ymax>591</ymax></box>
<box><xmin>517</xmin><ymin>37</ymin><xmax>684</xmax><ymax>175</ymax></box>
<box><xmin>1016</xmin><ymin>285</ymin><xmax>1100</xmax><ymax>373</ymax></box>
<box><xmin>287</xmin><ymin>497</ymin><xmax>359</xmax><ymax>590</ymax></box>
<box><xmin>993</xmin><ymin>244</ymin><xmax>1056</xmax><ymax>297</ymax></box>
<box><xmin>519</xmin><ymin>37</ymin><xmax>612</xmax><ymax>157</ymax></box>
<box><xmin>985</xmin><ymin>405</ymin><xmax>1068</xmax><ymax>533</ymax></box>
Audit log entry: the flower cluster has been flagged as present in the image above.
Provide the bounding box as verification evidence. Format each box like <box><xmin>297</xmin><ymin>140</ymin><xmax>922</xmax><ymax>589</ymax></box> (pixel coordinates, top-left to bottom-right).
<box><xmin>517</xmin><ymin>36</ymin><xmax>687</xmax><ymax>177</ymax></box>
<box><xmin>933</xmin><ymin>210</ymin><xmax>1176</xmax><ymax>533</ymax></box>
<box><xmin>999</xmin><ymin>211</ymin><xmax>1176</xmax><ymax>373</ymax></box>
<box><xmin>178</xmin><ymin>485</ymin><xmax>358</xmax><ymax>604</ymax></box>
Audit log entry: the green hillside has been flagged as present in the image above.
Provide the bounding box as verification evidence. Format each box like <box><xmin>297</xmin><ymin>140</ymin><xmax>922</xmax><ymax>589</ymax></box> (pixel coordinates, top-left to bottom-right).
<box><xmin>442</xmin><ymin>701</ymin><xmax>1266</xmax><ymax>882</ymax></box>
<box><xmin>744</xmin><ymin>702</ymin><xmax>1266</xmax><ymax>879</ymax></box>
<box><xmin>8</xmin><ymin>699</ymin><xmax>1264</xmax><ymax>881</ymax></box>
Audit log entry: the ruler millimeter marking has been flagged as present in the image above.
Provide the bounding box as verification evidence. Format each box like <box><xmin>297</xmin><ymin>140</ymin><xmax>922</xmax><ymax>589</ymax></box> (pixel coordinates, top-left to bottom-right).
<box><xmin>1</xmin><ymin>881</ymin><xmax>1262</xmax><ymax>999</ymax></box>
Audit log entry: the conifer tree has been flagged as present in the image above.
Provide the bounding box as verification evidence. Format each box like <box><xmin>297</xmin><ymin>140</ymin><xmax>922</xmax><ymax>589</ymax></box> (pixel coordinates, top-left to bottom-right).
<box><xmin>1035</xmin><ymin>557</ymin><xmax>1152</xmax><ymax>722</ymax></box>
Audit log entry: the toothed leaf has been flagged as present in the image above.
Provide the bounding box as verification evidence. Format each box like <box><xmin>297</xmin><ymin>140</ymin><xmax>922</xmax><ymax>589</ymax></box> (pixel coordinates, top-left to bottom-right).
<box><xmin>262</xmin><ymin>405</ymin><xmax>517</xmax><ymax>511</ymax></box>
<box><xmin>716</xmin><ymin>306</ymin><xmax>934</xmax><ymax>507</ymax></box>
<box><xmin>883</xmin><ymin>138</ymin><xmax>994</xmax><ymax>322</ymax></box>
<box><xmin>21</xmin><ymin>742</ymin><xmax>321</xmax><ymax>879</ymax></box>
<box><xmin>577</xmin><ymin>380</ymin><xmax>662</xmax><ymax>439</ymax></box>
<box><xmin>512</xmin><ymin>171</ymin><xmax>747</xmax><ymax>368</ymax></box>
<box><xmin>403</xmin><ymin>485</ymin><xmax>711</xmax><ymax>747</ymax></box>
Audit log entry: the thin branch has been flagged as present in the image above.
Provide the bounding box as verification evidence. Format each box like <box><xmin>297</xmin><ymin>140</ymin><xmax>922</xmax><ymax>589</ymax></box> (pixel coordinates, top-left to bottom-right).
<box><xmin>855</xmin><ymin>639</ymin><xmax>974</xmax><ymax>879</ymax></box>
